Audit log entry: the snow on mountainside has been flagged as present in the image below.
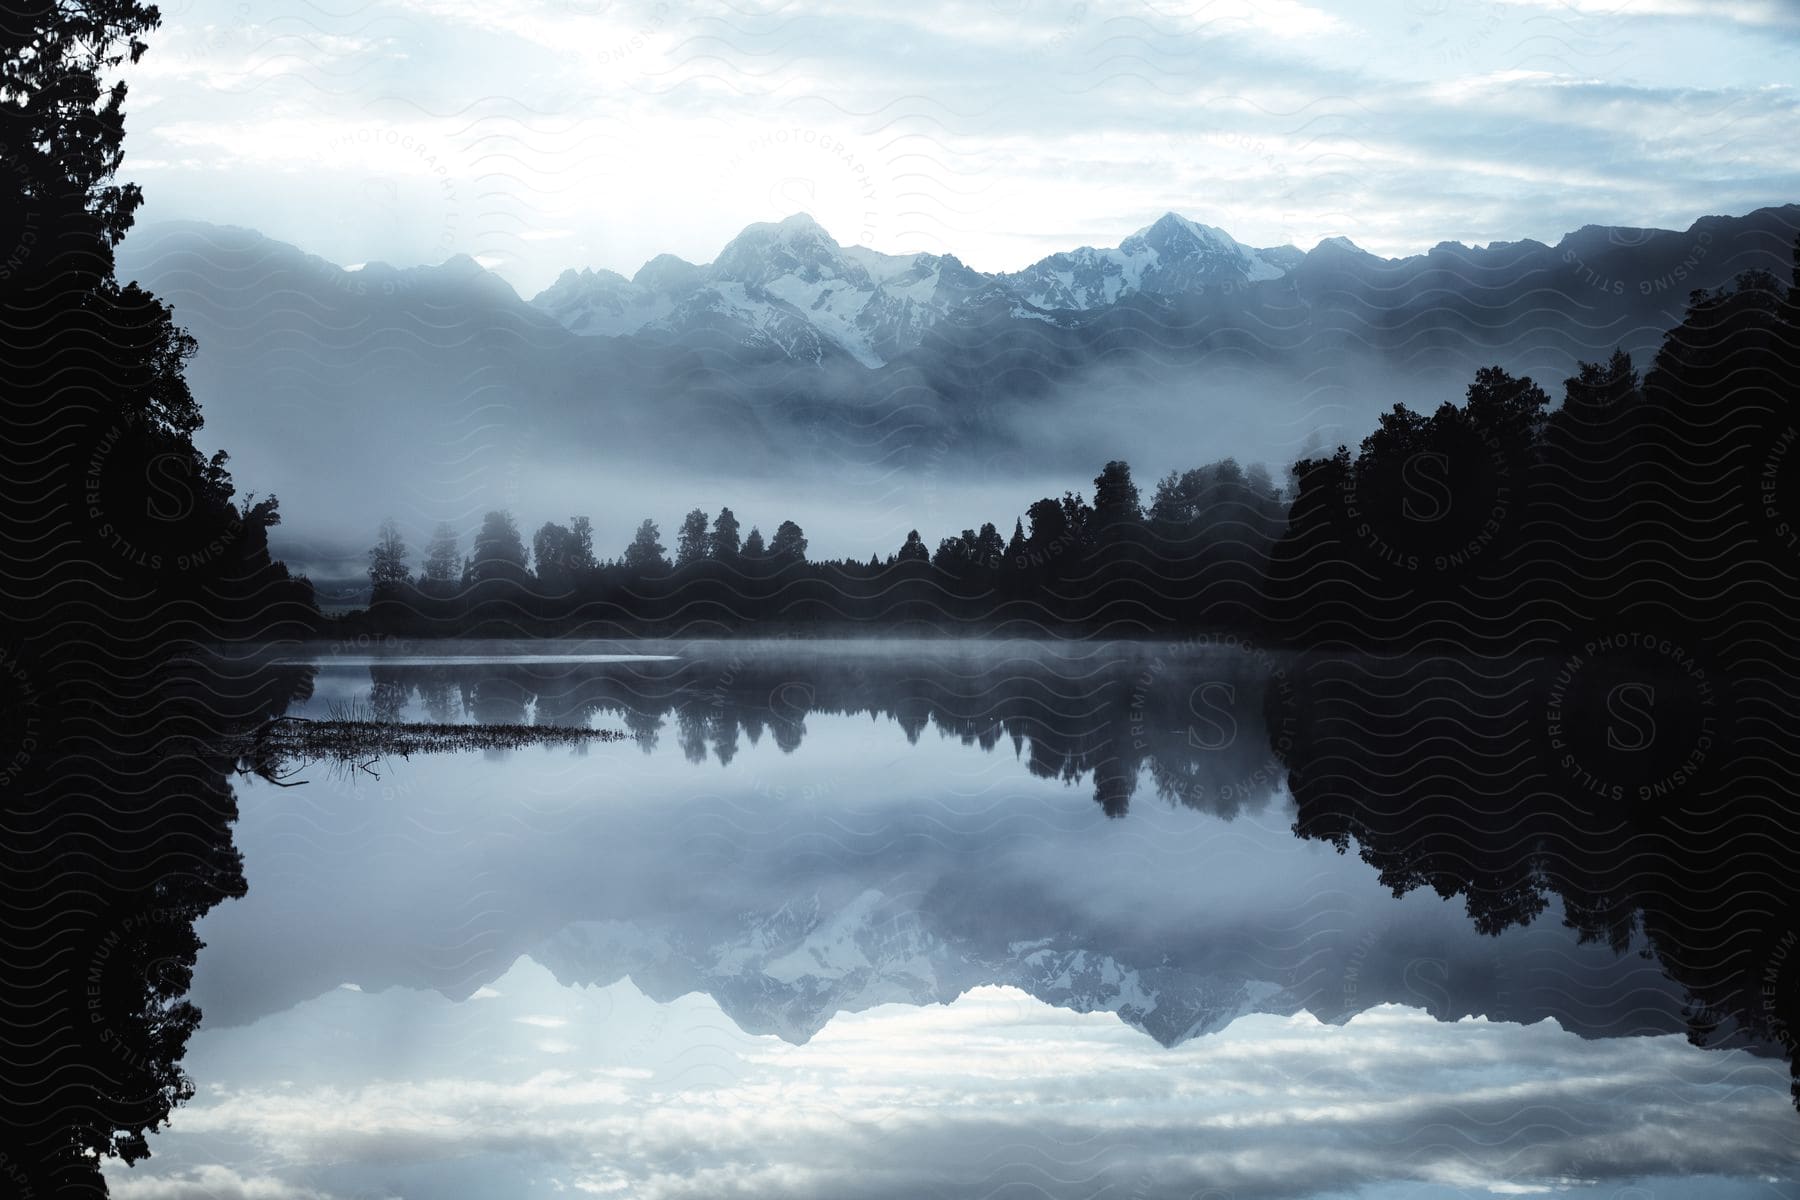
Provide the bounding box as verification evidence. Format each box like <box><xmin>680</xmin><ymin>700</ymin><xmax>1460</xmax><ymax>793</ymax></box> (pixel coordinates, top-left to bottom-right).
<box><xmin>532</xmin><ymin>213</ymin><xmax>987</xmax><ymax>367</ymax></box>
<box><xmin>1001</xmin><ymin>212</ymin><xmax>1294</xmax><ymax>310</ymax></box>
<box><xmin>531</xmin><ymin>887</ymin><xmax>1294</xmax><ymax>1047</ymax></box>
<box><xmin>528</xmin><ymin>211</ymin><xmax>1302</xmax><ymax>366</ymax></box>
<box><xmin>532</xmin><ymin>267</ymin><xmax>678</xmax><ymax>336</ymax></box>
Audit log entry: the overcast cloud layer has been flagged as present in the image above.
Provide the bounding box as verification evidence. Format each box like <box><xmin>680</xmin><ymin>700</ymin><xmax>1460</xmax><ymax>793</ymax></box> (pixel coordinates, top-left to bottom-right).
<box><xmin>122</xmin><ymin>0</ymin><xmax>1800</xmax><ymax>294</ymax></box>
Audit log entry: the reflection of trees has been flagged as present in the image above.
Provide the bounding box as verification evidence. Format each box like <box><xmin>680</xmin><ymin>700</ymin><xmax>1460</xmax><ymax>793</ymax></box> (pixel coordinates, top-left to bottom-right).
<box><xmin>416</xmin><ymin>670</ymin><xmax>460</xmax><ymax>724</ymax></box>
<box><xmin>1274</xmin><ymin>650</ymin><xmax>1799</xmax><ymax>1109</ymax></box>
<box><xmin>1261</xmin><ymin>247</ymin><xmax>1800</xmax><ymax>1113</ymax></box>
<box><xmin>1</xmin><ymin>650</ymin><xmax>313</xmax><ymax>1193</ymax></box>
<box><xmin>361</xmin><ymin>644</ymin><xmax>1290</xmax><ymax>819</ymax></box>
<box><xmin>2</xmin><ymin>5</ymin><xmax>322</xmax><ymax>1189</ymax></box>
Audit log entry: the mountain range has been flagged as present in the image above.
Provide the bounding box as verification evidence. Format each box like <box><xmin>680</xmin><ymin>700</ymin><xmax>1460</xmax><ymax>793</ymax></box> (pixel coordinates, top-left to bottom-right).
<box><xmin>114</xmin><ymin>203</ymin><xmax>1800</xmax><ymax>569</ymax></box>
<box><xmin>527</xmin><ymin>881</ymin><xmax>1693</xmax><ymax>1050</ymax></box>
<box><xmin>530</xmin><ymin>211</ymin><xmax>1303</xmax><ymax>367</ymax></box>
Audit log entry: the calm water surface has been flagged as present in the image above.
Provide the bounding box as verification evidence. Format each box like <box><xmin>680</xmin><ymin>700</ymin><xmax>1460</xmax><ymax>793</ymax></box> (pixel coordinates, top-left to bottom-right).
<box><xmin>109</xmin><ymin>640</ymin><xmax>1800</xmax><ymax>1200</ymax></box>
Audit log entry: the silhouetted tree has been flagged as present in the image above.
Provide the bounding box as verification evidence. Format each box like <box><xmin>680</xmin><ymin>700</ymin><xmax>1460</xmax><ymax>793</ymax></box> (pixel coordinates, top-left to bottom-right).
<box><xmin>533</xmin><ymin>520</ymin><xmax>576</xmax><ymax>591</ymax></box>
<box><xmin>710</xmin><ymin>507</ymin><xmax>742</xmax><ymax>560</ymax></box>
<box><xmin>467</xmin><ymin>510</ymin><xmax>529</xmax><ymax>585</ymax></box>
<box><xmin>1092</xmin><ymin>460</ymin><xmax>1142</xmax><ymax>524</ymax></box>
<box><xmin>973</xmin><ymin>522</ymin><xmax>1005</xmax><ymax>568</ymax></box>
<box><xmin>770</xmin><ymin>519</ymin><xmax>808</xmax><ymax>564</ymax></box>
<box><xmin>367</xmin><ymin>519</ymin><xmax>410</xmax><ymax>590</ymax></box>
<box><xmin>1060</xmin><ymin>491</ymin><xmax>1094</xmax><ymax>549</ymax></box>
<box><xmin>623</xmin><ymin>518</ymin><xmax>668</xmax><ymax>571</ymax></box>
<box><xmin>743</xmin><ymin>526</ymin><xmax>766</xmax><ymax>559</ymax></box>
<box><xmin>422</xmin><ymin>522</ymin><xmax>460</xmax><ymax>590</ymax></box>
<box><xmin>897</xmin><ymin>529</ymin><xmax>929</xmax><ymax>562</ymax></box>
<box><xmin>1149</xmin><ymin>465</ymin><xmax>1220</xmax><ymax>525</ymax></box>
<box><xmin>675</xmin><ymin>508</ymin><xmax>710</xmax><ymax>567</ymax></box>
<box><xmin>1025</xmin><ymin>498</ymin><xmax>1067</xmax><ymax>557</ymax></box>
<box><xmin>569</xmin><ymin>516</ymin><xmax>595</xmax><ymax>567</ymax></box>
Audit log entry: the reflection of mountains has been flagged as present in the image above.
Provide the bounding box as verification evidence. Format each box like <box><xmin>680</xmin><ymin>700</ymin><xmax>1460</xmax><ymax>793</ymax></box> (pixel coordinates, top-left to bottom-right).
<box><xmin>1277</xmin><ymin>650</ymin><xmax>1800</xmax><ymax>1105</ymax></box>
<box><xmin>369</xmin><ymin>640</ymin><xmax>1293</xmax><ymax>819</ymax></box>
<box><xmin>195</xmin><ymin>643</ymin><xmax>1689</xmax><ymax>1059</ymax></box>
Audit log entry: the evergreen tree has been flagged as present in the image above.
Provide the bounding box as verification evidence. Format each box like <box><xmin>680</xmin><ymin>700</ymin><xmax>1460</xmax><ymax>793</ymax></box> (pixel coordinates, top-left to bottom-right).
<box><xmin>710</xmin><ymin>507</ymin><xmax>742</xmax><ymax>559</ymax></box>
<box><xmin>467</xmin><ymin>510</ymin><xmax>529</xmax><ymax>584</ymax></box>
<box><xmin>897</xmin><ymin>529</ymin><xmax>929</xmax><ymax>562</ymax></box>
<box><xmin>744</xmin><ymin>526</ymin><xmax>767</xmax><ymax>558</ymax></box>
<box><xmin>568</xmin><ymin>516</ymin><xmax>596</xmax><ymax>570</ymax></box>
<box><xmin>675</xmin><ymin>508</ymin><xmax>710</xmax><ymax>567</ymax></box>
<box><xmin>533</xmin><ymin>520</ymin><xmax>575</xmax><ymax>590</ymax></box>
<box><xmin>1060</xmin><ymin>491</ymin><xmax>1094</xmax><ymax>549</ymax></box>
<box><xmin>974</xmin><ymin>522</ymin><xmax>1006</xmax><ymax>568</ymax></box>
<box><xmin>1026</xmin><ymin>498</ymin><xmax>1067</xmax><ymax>554</ymax></box>
<box><xmin>623</xmin><ymin>518</ymin><xmax>669</xmax><ymax>571</ymax></box>
<box><xmin>770</xmin><ymin>519</ymin><xmax>808</xmax><ymax>564</ymax></box>
<box><xmin>1093</xmin><ymin>460</ymin><xmax>1142</xmax><ymax>523</ymax></box>
<box><xmin>422</xmin><ymin>522</ymin><xmax>460</xmax><ymax>587</ymax></box>
<box><xmin>367</xmin><ymin>519</ymin><xmax>410</xmax><ymax>590</ymax></box>
<box><xmin>1149</xmin><ymin>468</ymin><xmax>1197</xmax><ymax>526</ymax></box>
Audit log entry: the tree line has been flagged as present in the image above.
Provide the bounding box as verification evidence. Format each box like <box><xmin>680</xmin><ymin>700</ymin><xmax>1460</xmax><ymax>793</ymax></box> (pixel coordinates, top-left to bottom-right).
<box><xmin>355</xmin><ymin>458</ymin><xmax>1290</xmax><ymax>635</ymax></box>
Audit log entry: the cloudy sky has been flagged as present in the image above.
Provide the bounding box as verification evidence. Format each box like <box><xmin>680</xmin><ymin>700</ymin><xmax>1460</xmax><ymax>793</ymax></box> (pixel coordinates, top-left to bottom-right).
<box><xmin>121</xmin><ymin>0</ymin><xmax>1800</xmax><ymax>295</ymax></box>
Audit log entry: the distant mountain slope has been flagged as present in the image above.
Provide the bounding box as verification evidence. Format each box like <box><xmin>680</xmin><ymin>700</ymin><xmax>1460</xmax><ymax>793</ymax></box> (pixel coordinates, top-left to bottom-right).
<box><xmin>999</xmin><ymin>212</ymin><xmax>1295</xmax><ymax>310</ymax></box>
<box><xmin>532</xmin><ymin>213</ymin><xmax>1014</xmax><ymax>367</ymax></box>
<box><xmin>115</xmin><ymin>205</ymin><xmax>1800</xmax><ymax>562</ymax></box>
<box><xmin>530</xmin><ymin>210</ymin><xmax>1309</xmax><ymax>366</ymax></box>
<box><xmin>522</xmin><ymin>206</ymin><xmax>1798</xmax><ymax>376</ymax></box>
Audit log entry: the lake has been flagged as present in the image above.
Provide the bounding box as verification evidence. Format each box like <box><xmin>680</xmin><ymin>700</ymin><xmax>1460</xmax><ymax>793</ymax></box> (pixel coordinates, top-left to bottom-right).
<box><xmin>105</xmin><ymin>639</ymin><xmax>1800</xmax><ymax>1199</ymax></box>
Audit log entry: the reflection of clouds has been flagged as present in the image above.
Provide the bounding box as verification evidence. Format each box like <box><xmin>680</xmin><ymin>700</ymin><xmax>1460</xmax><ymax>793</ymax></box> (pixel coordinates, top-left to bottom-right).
<box><xmin>112</xmin><ymin>959</ymin><xmax>1798</xmax><ymax>1200</ymax></box>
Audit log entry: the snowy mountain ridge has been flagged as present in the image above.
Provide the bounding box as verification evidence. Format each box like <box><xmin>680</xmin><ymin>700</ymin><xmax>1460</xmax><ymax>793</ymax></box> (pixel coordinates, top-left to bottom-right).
<box><xmin>531</xmin><ymin>887</ymin><xmax>1297</xmax><ymax>1048</ymax></box>
<box><xmin>529</xmin><ymin>212</ymin><xmax>1311</xmax><ymax>367</ymax></box>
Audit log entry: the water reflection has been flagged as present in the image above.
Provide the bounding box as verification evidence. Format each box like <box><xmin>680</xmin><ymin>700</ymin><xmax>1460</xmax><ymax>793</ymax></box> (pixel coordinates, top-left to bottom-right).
<box><xmin>193</xmin><ymin>640</ymin><xmax>1699</xmax><ymax>1060</ymax></box>
<box><xmin>346</xmin><ymin>638</ymin><xmax>1293</xmax><ymax>819</ymax></box>
<box><xmin>1276</xmin><ymin>647</ymin><xmax>1800</xmax><ymax>1107</ymax></box>
<box><xmin>78</xmin><ymin>638</ymin><xmax>1800</xmax><ymax>1200</ymax></box>
<box><xmin>1</xmin><ymin>644</ymin><xmax>314</xmax><ymax>1192</ymax></box>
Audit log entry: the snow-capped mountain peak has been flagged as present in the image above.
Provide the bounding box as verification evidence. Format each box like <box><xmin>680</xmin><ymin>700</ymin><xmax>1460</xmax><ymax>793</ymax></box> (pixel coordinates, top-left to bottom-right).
<box><xmin>631</xmin><ymin>252</ymin><xmax>703</xmax><ymax>295</ymax></box>
<box><xmin>1123</xmin><ymin>211</ymin><xmax>1237</xmax><ymax>255</ymax></box>
<box><xmin>1001</xmin><ymin>212</ymin><xmax>1292</xmax><ymax>310</ymax></box>
<box><xmin>709</xmin><ymin>211</ymin><xmax>871</xmax><ymax>291</ymax></box>
<box><xmin>531</xmin><ymin>887</ymin><xmax>1298</xmax><ymax>1048</ymax></box>
<box><xmin>529</xmin><ymin>211</ymin><xmax>1305</xmax><ymax>365</ymax></box>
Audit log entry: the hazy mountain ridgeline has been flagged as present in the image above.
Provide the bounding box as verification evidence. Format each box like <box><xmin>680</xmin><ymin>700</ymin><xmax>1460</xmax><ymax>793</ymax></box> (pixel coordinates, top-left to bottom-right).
<box><xmin>115</xmin><ymin>205</ymin><xmax>1800</xmax><ymax>588</ymax></box>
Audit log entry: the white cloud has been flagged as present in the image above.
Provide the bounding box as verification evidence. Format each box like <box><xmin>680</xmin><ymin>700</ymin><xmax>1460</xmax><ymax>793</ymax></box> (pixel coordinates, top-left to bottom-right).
<box><xmin>109</xmin><ymin>1165</ymin><xmax>341</xmax><ymax>1200</ymax></box>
